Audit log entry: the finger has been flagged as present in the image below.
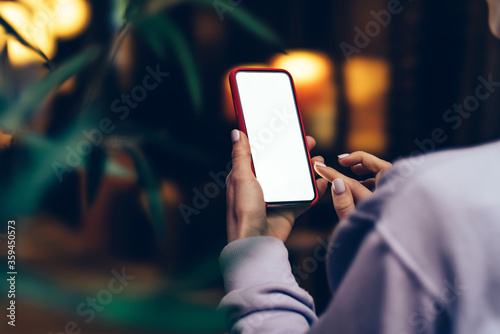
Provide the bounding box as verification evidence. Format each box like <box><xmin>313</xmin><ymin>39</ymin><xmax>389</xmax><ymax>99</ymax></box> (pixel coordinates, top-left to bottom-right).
<box><xmin>230</xmin><ymin>130</ymin><xmax>254</xmax><ymax>177</ymax></box>
<box><xmin>306</xmin><ymin>136</ymin><xmax>316</xmax><ymax>151</ymax></box>
<box><xmin>338</xmin><ymin>151</ymin><xmax>392</xmax><ymax>174</ymax></box>
<box><xmin>311</xmin><ymin>155</ymin><xmax>325</xmax><ymax>166</ymax></box>
<box><xmin>332</xmin><ymin>178</ymin><xmax>355</xmax><ymax>221</ymax></box>
<box><xmin>313</xmin><ymin>162</ymin><xmax>372</xmax><ymax>202</ymax></box>
<box><xmin>351</xmin><ymin>163</ymin><xmax>372</xmax><ymax>176</ymax></box>
<box><xmin>317</xmin><ymin>178</ymin><xmax>328</xmax><ymax>197</ymax></box>
<box><xmin>361</xmin><ymin>178</ymin><xmax>376</xmax><ymax>191</ymax></box>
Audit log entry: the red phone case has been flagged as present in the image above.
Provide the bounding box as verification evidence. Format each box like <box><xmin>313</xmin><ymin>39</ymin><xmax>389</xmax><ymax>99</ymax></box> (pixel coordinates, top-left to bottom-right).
<box><xmin>228</xmin><ymin>67</ymin><xmax>319</xmax><ymax>207</ymax></box>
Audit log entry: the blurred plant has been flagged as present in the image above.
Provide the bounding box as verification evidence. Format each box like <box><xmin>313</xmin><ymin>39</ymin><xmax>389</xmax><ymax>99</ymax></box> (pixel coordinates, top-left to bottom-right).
<box><xmin>0</xmin><ymin>0</ymin><xmax>284</xmax><ymax>332</ymax></box>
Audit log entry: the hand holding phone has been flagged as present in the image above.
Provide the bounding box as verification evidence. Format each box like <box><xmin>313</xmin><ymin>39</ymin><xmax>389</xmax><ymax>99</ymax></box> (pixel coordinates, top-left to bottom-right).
<box><xmin>229</xmin><ymin>68</ymin><xmax>318</xmax><ymax>207</ymax></box>
<box><xmin>226</xmin><ymin>129</ymin><xmax>328</xmax><ymax>243</ymax></box>
<box><xmin>225</xmin><ymin>68</ymin><xmax>328</xmax><ymax>243</ymax></box>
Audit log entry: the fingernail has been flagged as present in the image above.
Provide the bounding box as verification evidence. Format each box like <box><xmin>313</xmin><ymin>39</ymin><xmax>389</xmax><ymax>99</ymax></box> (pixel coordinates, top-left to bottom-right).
<box><xmin>332</xmin><ymin>178</ymin><xmax>346</xmax><ymax>195</ymax></box>
<box><xmin>314</xmin><ymin>161</ymin><xmax>326</xmax><ymax>168</ymax></box>
<box><xmin>338</xmin><ymin>153</ymin><xmax>350</xmax><ymax>159</ymax></box>
<box><xmin>231</xmin><ymin>129</ymin><xmax>240</xmax><ymax>143</ymax></box>
<box><xmin>353</xmin><ymin>163</ymin><xmax>362</xmax><ymax>167</ymax></box>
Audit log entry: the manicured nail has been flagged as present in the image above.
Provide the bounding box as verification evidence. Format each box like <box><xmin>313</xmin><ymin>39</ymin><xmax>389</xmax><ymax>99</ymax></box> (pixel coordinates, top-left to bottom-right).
<box><xmin>314</xmin><ymin>161</ymin><xmax>326</xmax><ymax>168</ymax></box>
<box><xmin>338</xmin><ymin>154</ymin><xmax>350</xmax><ymax>159</ymax></box>
<box><xmin>332</xmin><ymin>178</ymin><xmax>346</xmax><ymax>195</ymax></box>
<box><xmin>231</xmin><ymin>129</ymin><xmax>240</xmax><ymax>143</ymax></box>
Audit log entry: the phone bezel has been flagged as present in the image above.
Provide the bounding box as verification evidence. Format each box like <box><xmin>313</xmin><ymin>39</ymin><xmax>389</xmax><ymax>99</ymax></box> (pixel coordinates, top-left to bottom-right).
<box><xmin>229</xmin><ymin>67</ymin><xmax>319</xmax><ymax>208</ymax></box>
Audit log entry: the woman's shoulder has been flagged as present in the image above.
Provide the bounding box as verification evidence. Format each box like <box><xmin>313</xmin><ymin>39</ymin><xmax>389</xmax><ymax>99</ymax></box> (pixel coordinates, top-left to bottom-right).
<box><xmin>378</xmin><ymin>139</ymin><xmax>500</xmax><ymax>195</ymax></box>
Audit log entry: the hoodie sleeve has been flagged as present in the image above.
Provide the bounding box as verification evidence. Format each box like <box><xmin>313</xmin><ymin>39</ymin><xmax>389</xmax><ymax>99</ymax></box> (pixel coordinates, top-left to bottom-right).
<box><xmin>218</xmin><ymin>236</ymin><xmax>317</xmax><ymax>334</ymax></box>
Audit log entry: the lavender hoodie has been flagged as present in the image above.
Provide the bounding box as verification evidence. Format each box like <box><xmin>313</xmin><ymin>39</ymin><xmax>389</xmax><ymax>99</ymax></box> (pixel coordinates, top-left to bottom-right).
<box><xmin>219</xmin><ymin>141</ymin><xmax>500</xmax><ymax>333</ymax></box>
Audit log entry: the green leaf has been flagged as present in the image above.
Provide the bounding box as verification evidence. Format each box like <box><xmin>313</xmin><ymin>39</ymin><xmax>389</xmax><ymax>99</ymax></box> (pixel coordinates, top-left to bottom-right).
<box><xmin>0</xmin><ymin>14</ymin><xmax>51</xmax><ymax>66</ymax></box>
<box><xmin>0</xmin><ymin>119</ymin><xmax>95</xmax><ymax>217</ymax></box>
<box><xmin>0</xmin><ymin>46</ymin><xmax>100</xmax><ymax>131</ymax></box>
<box><xmin>85</xmin><ymin>144</ymin><xmax>107</xmax><ymax>207</ymax></box>
<box><xmin>192</xmin><ymin>0</ymin><xmax>286</xmax><ymax>51</ymax></box>
<box><xmin>124</xmin><ymin>0</ymin><xmax>148</xmax><ymax>21</ymax></box>
<box><xmin>124</xmin><ymin>144</ymin><xmax>166</xmax><ymax>246</ymax></box>
<box><xmin>0</xmin><ymin>43</ymin><xmax>12</xmax><ymax>101</ymax></box>
<box><xmin>137</xmin><ymin>14</ymin><xmax>202</xmax><ymax>114</ymax></box>
<box><xmin>11</xmin><ymin>271</ymin><xmax>224</xmax><ymax>332</ymax></box>
<box><xmin>141</xmin><ymin>0</ymin><xmax>186</xmax><ymax>16</ymax></box>
<box><xmin>160</xmin><ymin>16</ymin><xmax>203</xmax><ymax>113</ymax></box>
<box><xmin>137</xmin><ymin>18</ymin><xmax>168</xmax><ymax>60</ymax></box>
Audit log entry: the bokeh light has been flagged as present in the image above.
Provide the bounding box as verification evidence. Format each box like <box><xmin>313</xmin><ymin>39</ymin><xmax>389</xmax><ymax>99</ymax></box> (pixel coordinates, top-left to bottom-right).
<box><xmin>270</xmin><ymin>50</ymin><xmax>337</xmax><ymax>148</ymax></box>
<box><xmin>344</xmin><ymin>56</ymin><xmax>390</xmax><ymax>108</ymax></box>
<box><xmin>270</xmin><ymin>50</ymin><xmax>334</xmax><ymax>109</ymax></box>
<box><xmin>51</xmin><ymin>0</ymin><xmax>91</xmax><ymax>40</ymax></box>
<box><xmin>21</xmin><ymin>0</ymin><xmax>91</xmax><ymax>39</ymax></box>
<box><xmin>343</xmin><ymin>56</ymin><xmax>390</xmax><ymax>154</ymax></box>
<box><xmin>0</xmin><ymin>26</ymin><xmax>5</xmax><ymax>51</ymax></box>
<box><xmin>0</xmin><ymin>2</ymin><xmax>56</xmax><ymax>66</ymax></box>
<box><xmin>270</xmin><ymin>51</ymin><xmax>332</xmax><ymax>84</ymax></box>
<box><xmin>0</xmin><ymin>0</ymin><xmax>91</xmax><ymax>67</ymax></box>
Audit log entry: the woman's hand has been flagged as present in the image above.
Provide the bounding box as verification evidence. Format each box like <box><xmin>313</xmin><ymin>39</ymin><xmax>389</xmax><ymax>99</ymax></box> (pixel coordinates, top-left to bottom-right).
<box><xmin>226</xmin><ymin>130</ymin><xmax>328</xmax><ymax>243</ymax></box>
<box><xmin>313</xmin><ymin>151</ymin><xmax>392</xmax><ymax>221</ymax></box>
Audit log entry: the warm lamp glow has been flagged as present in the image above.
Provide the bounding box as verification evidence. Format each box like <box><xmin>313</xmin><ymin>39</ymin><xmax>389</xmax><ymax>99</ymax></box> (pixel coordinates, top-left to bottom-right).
<box><xmin>0</xmin><ymin>3</ymin><xmax>56</xmax><ymax>66</ymax></box>
<box><xmin>0</xmin><ymin>26</ymin><xmax>5</xmax><ymax>51</ymax></box>
<box><xmin>269</xmin><ymin>50</ymin><xmax>334</xmax><ymax>109</ymax></box>
<box><xmin>343</xmin><ymin>57</ymin><xmax>390</xmax><ymax>154</ymax></box>
<box><xmin>51</xmin><ymin>0</ymin><xmax>91</xmax><ymax>40</ymax></box>
<box><xmin>344</xmin><ymin>57</ymin><xmax>390</xmax><ymax>108</ymax></box>
<box><xmin>0</xmin><ymin>129</ymin><xmax>13</xmax><ymax>149</ymax></box>
<box><xmin>8</xmin><ymin>32</ymin><xmax>56</xmax><ymax>67</ymax></box>
<box><xmin>270</xmin><ymin>51</ymin><xmax>332</xmax><ymax>85</ymax></box>
<box><xmin>0</xmin><ymin>0</ymin><xmax>91</xmax><ymax>66</ymax></box>
<box><xmin>270</xmin><ymin>50</ymin><xmax>337</xmax><ymax>148</ymax></box>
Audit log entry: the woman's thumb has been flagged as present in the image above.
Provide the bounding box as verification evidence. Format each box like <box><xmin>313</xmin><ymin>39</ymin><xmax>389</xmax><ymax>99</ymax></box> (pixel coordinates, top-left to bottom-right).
<box><xmin>231</xmin><ymin>130</ymin><xmax>253</xmax><ymax>176</ymax></box>
<box><xmin>332</xmin><ymin>178</ymin><xmax>355</xmax><ymax>221</ymax></box>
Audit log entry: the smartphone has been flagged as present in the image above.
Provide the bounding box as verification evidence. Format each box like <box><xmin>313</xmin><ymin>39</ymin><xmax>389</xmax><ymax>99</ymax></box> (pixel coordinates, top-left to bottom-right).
<box><xmin>229</xmin><ymin>68</ymin><xmax>318</xmax><ymax>207</ymax></box>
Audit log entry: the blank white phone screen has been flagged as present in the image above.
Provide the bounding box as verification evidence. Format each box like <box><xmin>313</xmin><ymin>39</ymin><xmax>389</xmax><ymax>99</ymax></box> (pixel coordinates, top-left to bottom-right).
<box><xmin>235</xmin><ymin>71</ymin><xmax>315</xmax><ymax>203</ymax></box>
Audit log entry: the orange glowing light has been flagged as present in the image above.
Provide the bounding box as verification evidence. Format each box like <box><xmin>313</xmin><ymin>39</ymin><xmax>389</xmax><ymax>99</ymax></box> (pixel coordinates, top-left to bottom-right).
<box><xmin>344</xmin><ymin>57</ymin><xmax>390</xmax><ymax>108</ymax></box>
<box><xmin>0</xmin><ymin>26</ymin><xmax>5</xmax><ymax>51</ymax></box>
<box><xmin>0</xmin><ymin>2</ymin><xmax>56</xmax><ymax>66</ymax></box>
<box><xmin>269</xmin><ymin>50</ymin><xmax>334</xmax><ymax>110</ymax></box>
<box><xmin>343</xmin><ymin>56</ymin><xmax>390</xmax><ymax>154</ymax></box>
<box><xmin>58</xmin><ymin>76</ymin><xmax>77</xmax><ymax>94</ymax></box>
<box><xmin>270</xmin><ymin>51</ymin><xmax>332</xmax><ymax>85</ymax></box>
<box><xmin>51</xmin><ymin>0</ymin><xmax>91</xmax><ymax>40</ymax></box>
<box><xmin>270</xmin><ymin>50</ymin><xmax>338</xmax><ymax>148</ymax></box>
<box><xmin>0</xmin><ymin>129</ymin><xmax>13</xmax><ymax>149</ymax></box>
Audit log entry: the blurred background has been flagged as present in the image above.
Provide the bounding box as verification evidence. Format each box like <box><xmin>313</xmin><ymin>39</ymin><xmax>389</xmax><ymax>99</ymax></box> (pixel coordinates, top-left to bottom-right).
<box><xmin>0</xmin><ymin>0</ymin><xmax>499</xmax><ymax>333</ymax></box>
